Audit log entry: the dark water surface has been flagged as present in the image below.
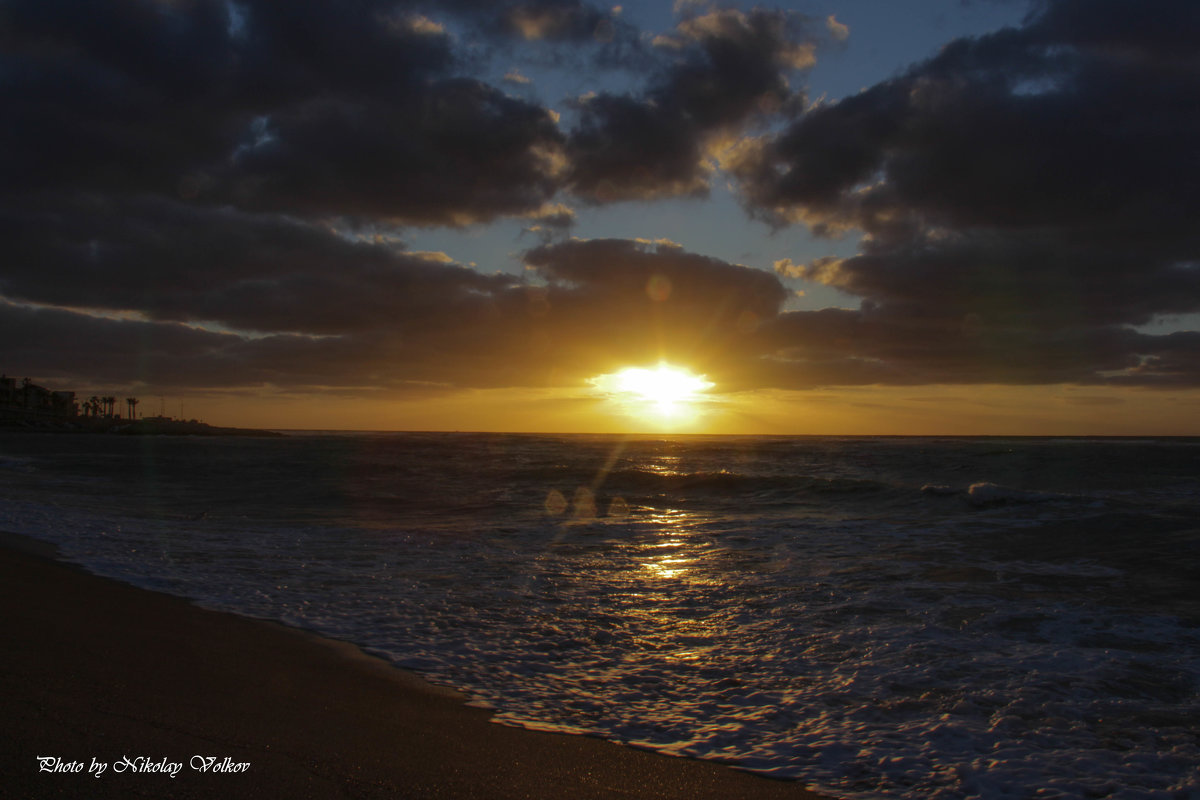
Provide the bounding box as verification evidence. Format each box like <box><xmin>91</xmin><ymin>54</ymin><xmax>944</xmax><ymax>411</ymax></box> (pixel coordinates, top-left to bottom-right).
<box><xmin>2</xmin><ymin>432</ymin><xmax>1198</xmax><ymax>799</ymax></box>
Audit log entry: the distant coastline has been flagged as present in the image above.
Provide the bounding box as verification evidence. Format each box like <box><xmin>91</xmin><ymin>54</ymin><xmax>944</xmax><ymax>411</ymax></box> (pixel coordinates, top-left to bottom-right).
<box><xmin>0</xmin><ymin>372</ymin><xmax>279</xmax><ymax>436</ymax></box>
<box><xmin>0</xmin><ymin>414</ymin><xmax>283</xmax><ymax>437</ymax></box>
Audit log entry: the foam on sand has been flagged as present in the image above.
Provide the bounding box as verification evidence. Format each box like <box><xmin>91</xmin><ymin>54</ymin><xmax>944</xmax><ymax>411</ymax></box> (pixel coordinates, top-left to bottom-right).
<box><xmin>0</xmin><ymin>531</ymin><xmax>833</xmax><ymax>800</ymax></box>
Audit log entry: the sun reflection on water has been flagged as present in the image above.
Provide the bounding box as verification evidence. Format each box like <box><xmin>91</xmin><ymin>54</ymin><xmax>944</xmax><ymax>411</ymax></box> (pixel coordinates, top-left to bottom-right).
<box><xmin>644</xmin><ymin>550</ymin><xmax>690</xmax><ymax>579</ymax></box>
<box><xmin>636</xmin><ymin>510</ymin><xmax>695</xmax><ymax>578</ymax></box>
<box><xmin>641</xmin><ymin>456</ymin><xmax>683</xmax><ymax>476</ymax></box>
<box><xmin>535</xmin><ymin>442</ymin><xmax>742</xmax><ymax>678</ymax></box>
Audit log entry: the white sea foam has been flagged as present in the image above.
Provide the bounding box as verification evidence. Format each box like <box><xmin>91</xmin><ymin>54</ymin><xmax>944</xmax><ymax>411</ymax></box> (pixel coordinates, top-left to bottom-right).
<box><xmin>965</xmin><ymin>481</ymin><xmax>1069</xmax><ymax>507</ymax></box>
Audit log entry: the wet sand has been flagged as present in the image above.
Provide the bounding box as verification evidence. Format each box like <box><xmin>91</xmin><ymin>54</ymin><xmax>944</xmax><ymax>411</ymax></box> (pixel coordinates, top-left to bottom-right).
<box><xmin>0</xmin><ymin>532</ymin><xmax>832</xmax><ymax>799</ymax></box>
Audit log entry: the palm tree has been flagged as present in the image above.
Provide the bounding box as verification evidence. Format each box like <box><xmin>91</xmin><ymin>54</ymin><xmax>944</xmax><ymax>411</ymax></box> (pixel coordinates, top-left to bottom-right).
<box><xmin>105</xmin><ymin>396</ymin><xmax>116</xmax><ymax>418</ymax></box>
<box><xmin>126</xmin><ymin>397</ymin><xmax>138</xmax><ymax>420</ymax></box>
<box><xmin>88</xmin><ymin>396</ymin><xmax>101</xmax><ymax>418</ymax></box>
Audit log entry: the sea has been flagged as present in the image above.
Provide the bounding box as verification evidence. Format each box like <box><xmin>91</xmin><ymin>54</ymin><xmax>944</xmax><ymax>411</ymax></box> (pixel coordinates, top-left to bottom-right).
<box><xmin>1</xmin><ymin>431</ymin><xmax>1198</xmax><ymax>799</ymax></box>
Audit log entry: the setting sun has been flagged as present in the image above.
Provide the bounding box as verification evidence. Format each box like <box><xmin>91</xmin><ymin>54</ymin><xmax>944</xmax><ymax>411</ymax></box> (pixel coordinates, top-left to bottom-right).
<box><xmin>590</xmin><ymin>363</ymin><xmax>714</xmax><ymax>421</ymax></box>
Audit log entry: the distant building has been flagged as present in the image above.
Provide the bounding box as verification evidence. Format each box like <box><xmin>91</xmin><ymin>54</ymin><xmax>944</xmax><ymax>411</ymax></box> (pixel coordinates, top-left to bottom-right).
<box><xmin>0</xmin><ymin>375</ymin><xmax>15</xmax><ymax>406</ymax></box>
<box><xmin>0</xmin><ymin>374</ymin><xmax>79</xmax><ymax>422</ymax></box>
<box><xmin>52</xmin><ymin>390</ymin><xmax>77</xmax><ymax>416</ymax></box>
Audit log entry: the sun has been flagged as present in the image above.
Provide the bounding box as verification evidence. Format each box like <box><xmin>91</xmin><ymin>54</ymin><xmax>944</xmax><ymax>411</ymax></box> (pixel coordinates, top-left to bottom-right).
<box><xmin>590</xmin><ymin>363</ymin><xmax>715</xmax><ymax>420</ymax></box>
<box><xmin>613</xmin><ymin>365</ymin><xmax>712</xmax><ymax>412</ymax></box>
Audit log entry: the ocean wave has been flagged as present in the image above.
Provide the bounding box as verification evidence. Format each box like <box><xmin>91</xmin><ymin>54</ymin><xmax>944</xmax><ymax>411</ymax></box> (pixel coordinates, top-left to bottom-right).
<box><xmin>598</xmin><ymin>468</ymin><xmax>893</xmax><ymax>498</ymax></box>
<box><xmin>920</xmin><ymin>481</ymin><xmax>1078</xmax><ymax>508</ymax></box>
<box><xmin>4</xmin><ymin>431</ymin><xmax>1200</xmax><ymax>800</ymax></box>
<box><xmin>965</xmin><ymin>481</ymin><xmax>1073</xmax><ymax>508</ymax></box>
<box><xmin>0</xmin><ymin>454</ymin><xmax>35</xmax><ymax>472</ymax></box>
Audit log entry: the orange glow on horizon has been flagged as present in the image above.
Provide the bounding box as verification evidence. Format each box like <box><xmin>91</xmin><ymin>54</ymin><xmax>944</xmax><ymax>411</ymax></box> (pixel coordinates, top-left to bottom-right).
<box><xmin>156</xmin><ymin>382</ymin><xmax>1200</xmax><ymax>437</ymax></box>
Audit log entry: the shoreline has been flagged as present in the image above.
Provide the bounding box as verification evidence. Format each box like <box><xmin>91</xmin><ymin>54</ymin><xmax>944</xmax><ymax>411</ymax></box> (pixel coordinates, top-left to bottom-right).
<box><xmin>1</xmin><ymin>531</ymin><xmax>832</xmax><ymax>799</ymax></box>
<box><xmin>0</xmin><ymin>418</ymin><xmax>283</xmax><ymax>436</ymax></box>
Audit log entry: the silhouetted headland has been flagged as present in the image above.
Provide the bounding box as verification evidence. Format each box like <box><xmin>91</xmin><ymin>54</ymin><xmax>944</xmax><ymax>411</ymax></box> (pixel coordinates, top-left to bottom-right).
<box><xmin>110</xmin><ymin>416</ymin><xmax>283</xmax><ymax>437</ymax></box>
<box><xmin>1</xmin><ymin>413</ymin><xmax>282</xmax><ymax>437</ymax></box>
<box><xmin>0</xmin><ymin>373</ymin><xmax>280</xmax><ymax>436</ymax></box>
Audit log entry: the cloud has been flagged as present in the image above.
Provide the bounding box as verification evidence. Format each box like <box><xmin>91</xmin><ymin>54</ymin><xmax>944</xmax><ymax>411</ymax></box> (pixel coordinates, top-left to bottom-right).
<box><xmin>773</xmin><ymin>258</ymin><xmax>807</xmax><ymax>279</ymax></box>
<box><xmin>565</xmin><ymin>7</ymin><xmax>823</xmax><ymax>203</ymax></box>
<box><xmin>504</xmin><ymin>1</ymin><xmax>615</xmax><ymax>41</ymax></box>
<box><xmin>431</xmin><ymin>0</ymin><xmax>628</xmax><ymax>43</ymax></box>
<box><xmin>746</xmin><ymin>305</ymin><xmax>1190</xmax><ymax>389</ymax></box>
<box><xmin>8</xmin><ymin>197</ymin><xmax>562</xmax><ymax>355</ymax></box>
<box><xmin>729</xmin><ymin>0</ymin><xmax>1200</xmax><ymax>387</ymax></box>
<box><xmin>825</xmin><ymin>14</ymin><xmax>849</xmax><ymax>43</ymax></box>
<box><xmin>222</xmin><ymin>81</ymin><xmax>566</xmax><ymax>225</ymax></box>
<box><xmin>3</xmin><ymin>0</ymin><xmax>790</xmax><ymax>396</ymax></box>
<box><xmin>0</xmin><ymin>206</ymin><xmax>794</xmax><ymax>392</ymax></box>
<box><xmin>521</xmin><ymin>203</ymin><xmax>577</xmax><ymax>242</ymax></box>
<box><xmin>5</xmin><ymin>0</ymin><xmax>1198</xmax><ymax>403</ymax></box>
<box><xmin>405</xmin><ymin>14</ymin><xmax>447</xmax><ymax>36</ymax></box>
<box><xmin>522</xmin><ymin>238</ymin><xmax>788</xmax><ymax>375</ymax></box>
<box><xmin>1</xmin><ymin>0</ymin><xmax>819</xmax><ymax>225</ymax></box>
<box><xmin>1</xmin><ymin>0</ymin><xmax>566</xmax><ymax>227</ymax></box>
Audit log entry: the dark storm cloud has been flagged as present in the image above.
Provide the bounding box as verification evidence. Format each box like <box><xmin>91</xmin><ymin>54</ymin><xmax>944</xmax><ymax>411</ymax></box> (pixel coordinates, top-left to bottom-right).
<box><xmin>0</xmin><ymin>195</ymin><xmax>519</xmax><ymax>336</ymax></box>
<box><xmin>0</xmin><ymin>0</ymin><xmax>568</xmax><ymax>393</ymax></box>
<box><xmin>746</xmin><ymin>305</ymin><xmax>1189</xmax><ymax>388</ymax></box>
<box><xmin>565</xmin><ymin>7</ymin><xmax>820</xmax><ymax>202</ymax></box>
<box><xmin>0</xmin><ymin>297</ymin><xmax>424</xmax><ymax>391</ymax></box>
<box><xmin>0</xmin><ymin>0</ymin><xmax>830</xmax><ymax>396</ymax></box>
<box><xmin>522</xmin><ymin>238</ymin><xmax>788</xmax><ymax>376</ymax></box>
<box><xmin>1</xmin><ymin>236</ymin><xmax>793</xmax><ymax>393</ymax></box>
<box><xmin>8</xmin><ymin>0</ymin><xmax>1197</xmax><ymax>399</ymax></box>
<box><xmin>527</xmin><ymin>238</ymin><xmax>785</xmax><ymax>320</ymax></box>
<box><xmin>0</xmin><ymin>0</ymin><xmax>565</xmax><ymax>225</ymax></box>
<box><xmin>731</xmin><ymin>0</ymin><xmax>1200</xmax><ymax>387</ymax></box>
<box><xmin>1</xmin><ymin>0</ymin><xmax>240</xmax><ymax>198</ymax></box>
<box><xmin>223</xmin><ymin>80</ymin><xmax>565</xmax><ymax>224</ymax></box>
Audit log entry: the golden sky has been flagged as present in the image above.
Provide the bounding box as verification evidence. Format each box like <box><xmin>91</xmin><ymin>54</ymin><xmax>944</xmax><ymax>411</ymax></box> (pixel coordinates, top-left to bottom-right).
<box><xmin>189</xmin><ymin>382</ymin><xmax>1200</xmax><ymax>436</ymax></box>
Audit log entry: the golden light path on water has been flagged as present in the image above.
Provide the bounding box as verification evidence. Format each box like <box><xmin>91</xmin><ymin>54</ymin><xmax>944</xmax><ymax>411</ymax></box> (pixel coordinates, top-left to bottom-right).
<box><xmin>543</xmin><ymin>456</ymin><xmax>728</xmax><ymax>671</ymax></box>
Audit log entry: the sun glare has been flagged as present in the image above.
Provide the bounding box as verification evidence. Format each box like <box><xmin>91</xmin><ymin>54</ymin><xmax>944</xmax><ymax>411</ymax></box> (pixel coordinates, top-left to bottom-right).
<box><xmin>590</xmin><ymin>363</ymin><xmax>715</xmax><ymax>421</ymax></box>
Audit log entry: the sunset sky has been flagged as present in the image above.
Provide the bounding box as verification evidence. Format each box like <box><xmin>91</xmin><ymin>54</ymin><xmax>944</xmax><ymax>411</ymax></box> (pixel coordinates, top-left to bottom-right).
<box><xmin>3</xmin><ymin>0</ymin><xmax>1199</xmax><ymax>434</ymax></box>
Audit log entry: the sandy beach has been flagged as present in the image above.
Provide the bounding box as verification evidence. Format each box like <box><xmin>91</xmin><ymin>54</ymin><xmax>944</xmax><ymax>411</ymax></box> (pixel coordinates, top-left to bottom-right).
<box><xmin>0</xmin><ymin>532</ymin><xmax>830</xmax><ymax>799</ymax></box>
